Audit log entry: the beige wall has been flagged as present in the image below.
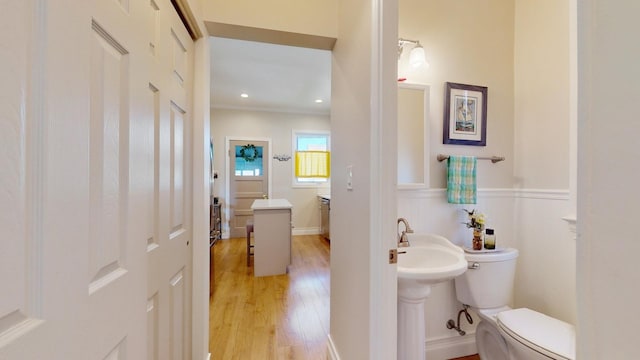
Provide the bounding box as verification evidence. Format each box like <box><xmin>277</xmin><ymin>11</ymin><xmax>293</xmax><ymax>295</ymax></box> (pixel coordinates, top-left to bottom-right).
<box><xmin>399</xmin><ymin>0</ymin><xmax>515</xmax><ymax>189</ymax></box>
<box><xmin>210</xmin><ymin>108</ymin><xmax>330</xmax><ymax>235</ymax></box>
<box><xmin>514</xmin><ymin>0</ymin><xmax>570</xmax><ymax>189</ymax></box>
<box><xmin>203</xmin><ymin>0</ymin><xmax>338</xmax><ymax>40</ymax></box>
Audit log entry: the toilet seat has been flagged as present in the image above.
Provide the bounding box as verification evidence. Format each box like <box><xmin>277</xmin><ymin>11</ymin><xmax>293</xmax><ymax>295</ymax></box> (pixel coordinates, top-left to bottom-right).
<box><xmin>497</xmin><ymin>308</ymin><xmax>575</xmax><ymax>360</ymax></box>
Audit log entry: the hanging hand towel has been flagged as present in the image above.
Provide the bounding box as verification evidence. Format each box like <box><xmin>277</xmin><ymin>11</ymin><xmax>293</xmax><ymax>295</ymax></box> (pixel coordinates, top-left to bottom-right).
<box><xmin>447</xmin><ymin>156</ymin><xmax>477</xmax><ymax>204</ymax></box>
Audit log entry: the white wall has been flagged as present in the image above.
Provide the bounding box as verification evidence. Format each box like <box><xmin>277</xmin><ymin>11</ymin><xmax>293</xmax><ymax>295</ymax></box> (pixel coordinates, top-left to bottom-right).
<box><xmin>328</xmin><ymin>0</ymin><xmax>374</xmax><ymax>356</ymax></box>
<box><xmin>210</xmin><ymin>108</ymin><xmax>330</xmax><ymax>236</ymax></box>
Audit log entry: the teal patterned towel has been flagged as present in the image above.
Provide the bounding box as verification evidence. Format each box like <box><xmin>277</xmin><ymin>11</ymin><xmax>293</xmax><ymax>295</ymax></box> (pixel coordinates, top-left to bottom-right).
<box><xmin>447</xmin><ymin>156</ymin><xmax>477</xmax><ymax>204</ymax></box>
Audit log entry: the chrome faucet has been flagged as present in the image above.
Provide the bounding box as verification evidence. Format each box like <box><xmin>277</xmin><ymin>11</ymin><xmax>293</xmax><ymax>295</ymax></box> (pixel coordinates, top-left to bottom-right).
<box><xmin>397</xmin><ymin>218</ymin><xmax>414</xmax><ymax>247</ymax></box>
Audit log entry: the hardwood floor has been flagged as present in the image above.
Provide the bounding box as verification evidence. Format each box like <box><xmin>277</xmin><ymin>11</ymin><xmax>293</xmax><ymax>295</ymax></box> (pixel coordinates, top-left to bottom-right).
<box><xmin>450</xmin><ymin>355</ymin><xmax>480</xmax><ymax>360</ymax></box>
<box><xmin>209</xmin><ymin>234</ymin><xmax>330</xmax><ymax>359</ymax></box>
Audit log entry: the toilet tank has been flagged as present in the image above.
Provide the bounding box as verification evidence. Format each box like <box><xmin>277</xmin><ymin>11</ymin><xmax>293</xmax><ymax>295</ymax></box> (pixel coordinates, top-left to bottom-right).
<box><xmin>454</xmin><ymin>248</ymin><xmax>519</xmax><ymax>309</ymax></box>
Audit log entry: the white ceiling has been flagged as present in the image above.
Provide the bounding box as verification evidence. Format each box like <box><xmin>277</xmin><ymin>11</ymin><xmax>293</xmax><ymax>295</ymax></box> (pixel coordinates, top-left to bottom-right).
<box><xmin>209</xmin><ymin>37</ymin><xmax>332</xmax><ymax>115</ymax></box>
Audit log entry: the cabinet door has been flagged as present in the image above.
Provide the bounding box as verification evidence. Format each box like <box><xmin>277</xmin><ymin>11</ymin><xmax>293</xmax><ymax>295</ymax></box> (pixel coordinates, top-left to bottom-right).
<box><xmin>253</xmin><ymin>209</ymin><xmax>292</xmax><ymax>277</ymax></box>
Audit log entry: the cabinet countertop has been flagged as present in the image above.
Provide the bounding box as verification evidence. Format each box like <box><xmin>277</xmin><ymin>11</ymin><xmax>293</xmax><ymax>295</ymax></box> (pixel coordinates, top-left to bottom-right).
<box><xmin>251</xmin><ymin>199</ymin><xmax>293</xmax><ymax>210</ymax></box>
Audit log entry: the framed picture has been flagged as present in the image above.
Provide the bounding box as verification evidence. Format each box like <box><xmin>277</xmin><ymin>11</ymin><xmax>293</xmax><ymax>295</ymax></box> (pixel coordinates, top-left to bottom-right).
<box><xmin>443</xmin><ymin>82</ymin><xmax>488</xmax><ymax>146</ymax></box>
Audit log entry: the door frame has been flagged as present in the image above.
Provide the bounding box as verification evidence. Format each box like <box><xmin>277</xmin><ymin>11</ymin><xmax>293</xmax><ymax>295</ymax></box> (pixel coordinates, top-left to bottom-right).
<box><xmin>190</xmin><ymin>36</ymin><xmax>211</xmax><ymax>360</ymax></box>
<box><xmin>191</xmin><ymin>1</ymin><xmax>396</xmax><ymax>358</ymax></box>
<box><xmin>224</xmin><ymin>136</ymin><xmax>273</xmax><ymax>238</ymax></box>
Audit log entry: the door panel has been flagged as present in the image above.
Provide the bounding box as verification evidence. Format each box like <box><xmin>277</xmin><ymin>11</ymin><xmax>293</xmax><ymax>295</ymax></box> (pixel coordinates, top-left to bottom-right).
<box><xmin>146</xmin><ymin>2</ymin><xmax>194</xmax><ymax>360</ymax></box>
<box><xmin>88</xmin><ymin>19</ymin><xmax>129</xmax><ymax>293</ymax></box>
<box><xmin>229</xmin><ymin>140</ymin><xmax>269</xmax><ymax>238</ymax></box>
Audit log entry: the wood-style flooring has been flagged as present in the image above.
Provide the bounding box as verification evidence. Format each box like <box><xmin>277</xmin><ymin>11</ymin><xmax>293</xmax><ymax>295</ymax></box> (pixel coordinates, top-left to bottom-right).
<box><xmin>209</xmin><ymin>235</ymin><xmax>330</xmax><ymax>359</ymax></box>
<box><xmin>450</xmin><ymin>355</ymin><xmax>480</xmax><ymax>360</ymax></box>
<box><xmin>208</xmin><ymin>234</ymin><xmax>480</xmax><ymax>360</ymax></box>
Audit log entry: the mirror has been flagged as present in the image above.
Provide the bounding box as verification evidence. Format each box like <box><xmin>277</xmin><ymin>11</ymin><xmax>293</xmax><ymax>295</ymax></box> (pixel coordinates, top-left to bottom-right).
<box><xmin>397</xmin><ymin>83</ymin><xmax>430</xmax><ymax>189</ymax></box>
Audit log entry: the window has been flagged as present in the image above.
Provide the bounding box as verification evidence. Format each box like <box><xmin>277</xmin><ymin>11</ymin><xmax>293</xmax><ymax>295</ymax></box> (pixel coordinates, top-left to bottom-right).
<box><xmin>293</xmin><ymin>131</ymin><xmax>330</xmax><ymax>185</ymax></box>
<box><xmin>234</xmin><ymin>144</ymin><xmax>263</xmax><ymax>177</ymax></box>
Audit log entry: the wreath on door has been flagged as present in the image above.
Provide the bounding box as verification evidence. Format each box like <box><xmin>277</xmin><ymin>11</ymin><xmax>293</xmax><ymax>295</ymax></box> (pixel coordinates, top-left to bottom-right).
<box><xmin>239</xmin><ymin>144</ymin><xmax>258</xmax><ymax>162</ymax></box>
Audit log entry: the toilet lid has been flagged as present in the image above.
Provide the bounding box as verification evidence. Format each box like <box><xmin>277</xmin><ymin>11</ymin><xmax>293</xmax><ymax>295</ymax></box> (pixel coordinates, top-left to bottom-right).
<box><xmin>497</xmin><ymin>308</ymin><xmax>575</xmax><ymax>360</ymax></box>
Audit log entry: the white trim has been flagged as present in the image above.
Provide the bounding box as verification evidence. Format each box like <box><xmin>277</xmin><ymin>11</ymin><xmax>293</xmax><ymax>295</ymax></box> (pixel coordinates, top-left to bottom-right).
<box><xmin>192</xmin><ymin>36</ymin><xmax>211</xmax><ymax>360</ymax></box>
<box><xmin>326</xmin><ymin>334</ymin><xmax>341</xmax><ymax>360</ymax></box>
<box><xmin>425</xmin><ymin>333</ymin><xmax>477</xmax><ymax>359</ymax></box>
<box><xmin>397</xmin><ymin>188</ymin><xmax>570</xmax><ymax>200</ymax></box>
<box><xmin>369</xmin><ymin>0</ymin><xmax>398</xmax><ymax>357</ymax></box>
<box><xmin>513</xmin><ymin>189</ymin><xmax>570</xmax><ymax>200</ymax></box>
<box><xmin>206</xmin><ymin>353</ymin><xmax>211</xmax><ymax>360</ymax></box>
<box><xmin>292</xmin><ymin>227</ymin><xmax>321</xmax><ymax>236</ymax></box>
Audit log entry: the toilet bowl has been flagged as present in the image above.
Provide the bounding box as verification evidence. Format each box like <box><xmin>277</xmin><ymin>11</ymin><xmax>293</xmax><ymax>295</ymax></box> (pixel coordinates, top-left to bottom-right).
<box><xmin>474</xmin><ymin>308</ymin><xmax>510</xmax><ymax>360</ymax></box>
<box><xmin>454</xmin><ymin>248</ymin><xmax>575</xmax><ymax>360</ymax></box>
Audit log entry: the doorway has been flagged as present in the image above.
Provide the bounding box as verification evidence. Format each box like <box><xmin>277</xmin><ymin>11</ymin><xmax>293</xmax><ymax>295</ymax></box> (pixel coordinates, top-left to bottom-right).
<box><xmin>227</xmin><ymin>138</ymin><xmax>270</xmax><ymax>238</ymax></box>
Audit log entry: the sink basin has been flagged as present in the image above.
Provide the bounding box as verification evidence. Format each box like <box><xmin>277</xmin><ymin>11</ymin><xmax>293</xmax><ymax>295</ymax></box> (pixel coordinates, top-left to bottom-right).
<box><xmin>396</xmin><ymin>233</ymin><xmax>467</xmax><ymax>360</ymax></box>
<box><xmin>397</xmin><ymin>233</ymin><xmax>467</xmax><ymax>284</ymax></box>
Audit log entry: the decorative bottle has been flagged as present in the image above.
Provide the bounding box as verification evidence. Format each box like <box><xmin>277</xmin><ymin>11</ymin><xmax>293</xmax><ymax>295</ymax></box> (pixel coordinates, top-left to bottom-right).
<box><xmin>484</xmin><ymin>228</ymin><xmax>496</xmax><ymax>250</ymax></box>
<box><xmin>472</xmin><ymin>228</ymin><xmax>483</xmax><ymax>250</ymax></box>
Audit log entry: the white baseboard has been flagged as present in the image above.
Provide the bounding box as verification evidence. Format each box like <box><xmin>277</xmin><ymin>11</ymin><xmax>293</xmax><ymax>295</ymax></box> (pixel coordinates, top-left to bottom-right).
<box><xmin>207</xmin><ymin>353</ymin><xmax>211</xmax><ymax>360</ymax></box>
<box><xmin>292</xmin><ymin>226</ymin><xmax>321</xmax><ymax>236</ymax></box>
<box><xmin>326</xmin><ymin>334</ymin><xmax>341</xmax><ymax>360</ymax></box>
<box><xmin>425</xmin><ymin>333</ymin><xmax>477</xmax><ymax>359</ymax></box>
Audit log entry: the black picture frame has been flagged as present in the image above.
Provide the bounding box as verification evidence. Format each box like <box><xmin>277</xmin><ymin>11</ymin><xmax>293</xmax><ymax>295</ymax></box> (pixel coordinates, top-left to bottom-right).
<box><xmin>443</xmin><ymin>82</ymin><xmax>488</xmax><ymax>146</ymax></box>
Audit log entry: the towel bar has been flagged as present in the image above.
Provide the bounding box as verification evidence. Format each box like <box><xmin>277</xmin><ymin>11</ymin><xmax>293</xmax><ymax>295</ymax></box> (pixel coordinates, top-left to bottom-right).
<box><xmin>437</xmin><ymin>154</ymin><xmax>505</xmax><ymax>163</ymax></box>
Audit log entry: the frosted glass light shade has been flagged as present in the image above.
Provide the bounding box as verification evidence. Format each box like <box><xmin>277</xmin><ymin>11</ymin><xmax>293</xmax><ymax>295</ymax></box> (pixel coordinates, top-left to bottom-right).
<box><xmin>409</xmin><ymin>45</ymin><xmax>426</xmax><ymax>69</ymax></box>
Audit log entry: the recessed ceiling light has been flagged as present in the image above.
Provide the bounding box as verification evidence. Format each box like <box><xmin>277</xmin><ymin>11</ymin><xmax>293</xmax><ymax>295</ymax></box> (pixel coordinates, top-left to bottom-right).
<box><xmin>315</xmin><ymin>99</ymin><xmax>323</xmax><ymax>103</ymax></box>
<box><xmin>240</xmin><ymin>93</ymin><xmax>249</xmax><ymax>98</ymax></box>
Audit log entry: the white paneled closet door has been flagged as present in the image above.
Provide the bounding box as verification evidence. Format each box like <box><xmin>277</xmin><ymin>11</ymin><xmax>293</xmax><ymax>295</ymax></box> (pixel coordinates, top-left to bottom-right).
<box><xmin>0</xmin><ymin>0</ymin><xmax>193</xmax><ymax>359</ymax></box>
<box><xmin>146</xmin><ymin>1</ymin><xmax>195</xmax><ymax>359</ymax></box>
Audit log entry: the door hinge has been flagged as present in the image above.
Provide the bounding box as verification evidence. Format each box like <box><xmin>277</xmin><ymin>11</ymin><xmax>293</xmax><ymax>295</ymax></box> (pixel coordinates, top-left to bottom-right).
<box><xmin>389</xmin><ymin>249</ymin><xmax>398</xmax><ymax>264</ymax></box>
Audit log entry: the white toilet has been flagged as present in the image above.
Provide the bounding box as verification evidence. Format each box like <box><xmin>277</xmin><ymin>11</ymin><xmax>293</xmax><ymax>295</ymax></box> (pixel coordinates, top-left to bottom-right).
<box><xmin>454</xmin><ymin>248</ymin><xmax>575</xmax><ymax>360</ymax></box>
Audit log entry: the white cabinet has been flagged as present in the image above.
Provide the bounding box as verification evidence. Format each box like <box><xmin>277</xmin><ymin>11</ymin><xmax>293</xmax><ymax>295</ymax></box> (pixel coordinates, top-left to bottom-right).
<box><xmin>251</xmin><ymin>199</ymin><xmax>293</xmax><ymax>277</ymax></box>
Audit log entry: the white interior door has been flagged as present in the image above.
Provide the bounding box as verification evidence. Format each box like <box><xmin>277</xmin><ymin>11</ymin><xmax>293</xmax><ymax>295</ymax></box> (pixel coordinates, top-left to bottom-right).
<box><xmin>146</xmin><ymin>1</ymin><xmax>195</xmax><ymax>359</ymax></box>
<box><xmin>228</xmin><ymin>139</ymin><xmax>269</xmax><ymax>238</ymax></box>
<box><xmin>0</xmin><ymin>0</ymin><xmax>193</xmax><ymax>359</ymax></box>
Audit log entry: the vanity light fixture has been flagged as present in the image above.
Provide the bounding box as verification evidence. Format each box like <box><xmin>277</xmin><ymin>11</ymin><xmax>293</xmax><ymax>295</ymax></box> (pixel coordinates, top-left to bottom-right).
<box><xmin>398</xmin><ymin>38</ymin><xmax>428</xmax><ymax>69</ymax></box>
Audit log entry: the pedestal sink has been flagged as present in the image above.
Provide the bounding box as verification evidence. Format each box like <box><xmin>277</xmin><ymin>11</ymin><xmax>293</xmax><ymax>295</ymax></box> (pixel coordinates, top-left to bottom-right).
<box><xmin>397</xmin><ymin>233</ymin><xmax>467</xmax><ymax>360</ymax></box>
